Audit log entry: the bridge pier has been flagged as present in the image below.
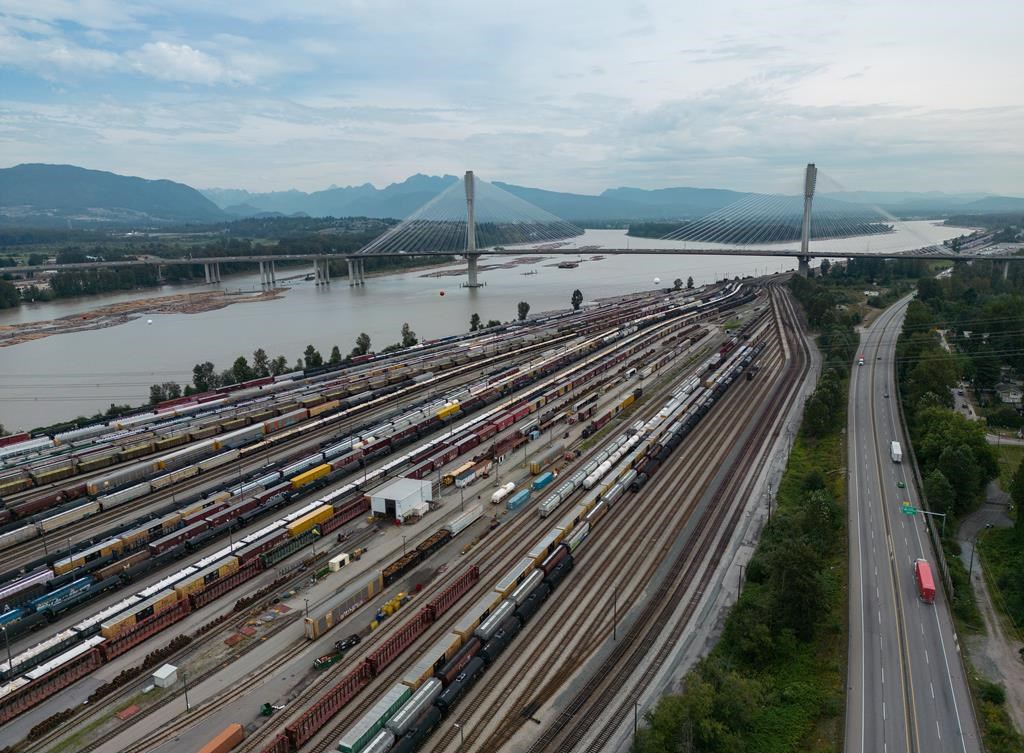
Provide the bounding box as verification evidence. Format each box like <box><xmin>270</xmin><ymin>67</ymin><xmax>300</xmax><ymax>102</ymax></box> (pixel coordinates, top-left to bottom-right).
<box><xmin>347</xmin><ymin>258</ymin><xmax>355</xmax><ymax>286</ymax></box>
<box><xmin>463</xmin><ymin>171</ymin><xmax>484</xmax><ymax>288</ymax></box>
<box><xmin>347</xmin><ymin>258</ymin><xmax>365</xmax><ymax>286</ymax></box>
<box><xmin>204</xmin><ymin>262</ymin><xmax>222</xmax><ymax>284</ymax></box>
<box><xmin>358</xmin><ymin>259</ymin><xmax>365</xmax><ymax>285</ymax></box>
<box><xmin>466</xmin><ymin>254</ymin><xmax>481</xmax><ymax>288</ymax></box>
<box><xmin>798</xmin><ymin>255</ymin><xmax>811</xmax><ymax>277</ymax></box>
<box><xmin>1003</xmin><ymin>260</ymin><xmax>1010</xmax><ymax>281</ymax></box>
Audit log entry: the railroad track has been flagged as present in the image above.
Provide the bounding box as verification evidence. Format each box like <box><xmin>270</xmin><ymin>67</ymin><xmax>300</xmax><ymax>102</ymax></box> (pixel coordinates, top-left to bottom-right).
<box><xmin>235</xmin><ymin>323</ymin><xmax>731</xmax><ymax>753</ymax></box>
<box><xmin>526</xmin><ymin>286</ymin><xmax>809</xmax><ymax>753</ymax></box>
<box><xmin>424</xmin><ymin>300</ymin><xmax>787</xmax><ymax>752</ymax></box>
<box><xmin>0</xmin><ymin>332</ymin><xmax>580</xmax><ymax>572</ymax></box>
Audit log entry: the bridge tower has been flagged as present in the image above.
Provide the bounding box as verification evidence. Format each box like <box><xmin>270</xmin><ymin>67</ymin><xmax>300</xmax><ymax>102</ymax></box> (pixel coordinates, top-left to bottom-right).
<box><xmin>464</xmin><ymin>170</ymin><xmax>483</xmax><ymax>288</ymax></box>
<box><xmin>798</xmin><ymin>163</ymin><xmax>817</xmax><ymax>276</ymax></box>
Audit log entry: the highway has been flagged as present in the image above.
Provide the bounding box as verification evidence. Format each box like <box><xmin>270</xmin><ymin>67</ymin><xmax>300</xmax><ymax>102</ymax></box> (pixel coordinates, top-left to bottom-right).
<box><xmin>846</xmin><ymin>297</ymin><xmax>980</xmax><ymax>753</ymax></box>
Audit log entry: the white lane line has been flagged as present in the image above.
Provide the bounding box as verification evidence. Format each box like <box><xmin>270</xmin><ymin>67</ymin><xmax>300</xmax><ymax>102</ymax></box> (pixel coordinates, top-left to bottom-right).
<box><xmin>936</xmin><ymin>720</ymin><xmax>942</xmax><ymax>740</ymax></box>
<box><xmin>920</xmin><ymin>623</ymin><xmax>924</xmax><ymax>635</ymax></box>
<box><xmin>878</xmin><ymin>611</ymin><xmax>882</xmax><ymax>625</ymax></box>
<box><xmin>883</xmin><ymin>701</ymin><xmax>887</xmax><ymax>721</ymax></box>
<box><xmin>882</xmin><ymin>666</ymin><xmax>885</xmax><ymax>684</ymax></box>
<box><xmin>925</xmin><ymin>649</ymin><xmax>929</xmax><ymax>664</ymax></box>
<box><xmin>876</xmin><ymin>587</ymin><xmax>880</xmax><ymax>599</ymax></box>
<box><xmin>931</xmin><ymin>682</ymin><xmax>935</xmax><ymax>699</ymax></box>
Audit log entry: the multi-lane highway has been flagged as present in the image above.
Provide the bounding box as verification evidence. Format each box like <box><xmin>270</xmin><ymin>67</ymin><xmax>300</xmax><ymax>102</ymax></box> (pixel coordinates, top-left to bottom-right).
<box><xmin>847</xmin><ymin>297</ymin><xmax>980</xmax><ymax>753</ymax></box>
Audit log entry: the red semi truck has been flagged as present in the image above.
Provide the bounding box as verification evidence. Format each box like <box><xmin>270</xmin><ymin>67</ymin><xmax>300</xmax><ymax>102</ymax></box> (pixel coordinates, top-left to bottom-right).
<box><xmin>914</xmin><ymin>559</ymin><xmax>936</xmax><ymax>603</ymax></box>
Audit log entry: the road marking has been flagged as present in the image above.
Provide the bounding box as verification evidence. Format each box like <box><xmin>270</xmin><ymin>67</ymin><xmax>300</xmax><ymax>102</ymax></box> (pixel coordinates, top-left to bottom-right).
<box><xmin>883</xmin><ymin>701</ymin><xmax>887</xmax><ymax>720</ymax></box>
<box><xmin>925</xmin><ymin>650</ymin><xmax>929</xmax><ymax>664</ymax></box>
<box><xmin>920</xmin><ymin>623</ymin><xmax>924</xmax><ymax>635</ymax></box>
<box><xmin>879</xmin><ymin>611</ymin><xmax>882</xmax><ymax>624</ymax></box>
<box><xmin>882</xmin><ymin>666</ymin><xmax>885</xmax><ymax>684</ymax></box>
<box><xmin>931</xmin><ymin>682</ymin><xmax>935</xmax><ymax>699</ymax></box>
<box><xmin>937</xmin><ymin>720</ymin><xmax>942</xmax><ymax>740</ymax></box>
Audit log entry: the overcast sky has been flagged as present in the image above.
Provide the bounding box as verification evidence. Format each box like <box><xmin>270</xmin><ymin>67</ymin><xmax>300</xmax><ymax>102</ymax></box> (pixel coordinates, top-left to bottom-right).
<box><xmin>1</xmin><ymin>1</ymin><xmax>1021</xmax><ymax>195</ymax></box>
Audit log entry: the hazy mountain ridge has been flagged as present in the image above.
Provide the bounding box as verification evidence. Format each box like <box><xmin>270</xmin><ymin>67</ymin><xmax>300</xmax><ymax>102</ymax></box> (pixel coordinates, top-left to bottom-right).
<box><xmin>2</xmin><ymin>163</ymin><xmax>1019</xmax><ymax>227</ymax></box>
<box><xmin>0</xmin><ymin>164</ymin><xmax>227</xmax><ymax>226</ymax></box>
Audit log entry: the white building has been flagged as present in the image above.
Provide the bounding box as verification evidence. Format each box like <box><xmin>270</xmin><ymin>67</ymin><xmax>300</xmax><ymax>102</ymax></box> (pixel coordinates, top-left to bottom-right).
<box><xmin>370</xmin><ymin>477</ymin><xmax>433</xmax><ymax>523</ymax></box>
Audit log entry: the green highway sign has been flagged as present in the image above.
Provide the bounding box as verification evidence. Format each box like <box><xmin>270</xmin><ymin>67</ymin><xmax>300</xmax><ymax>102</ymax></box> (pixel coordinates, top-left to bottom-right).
<box><xmin>901</xmin><ymin>503</ymin><xmax>917</xmax><ymax>516</ymax></box>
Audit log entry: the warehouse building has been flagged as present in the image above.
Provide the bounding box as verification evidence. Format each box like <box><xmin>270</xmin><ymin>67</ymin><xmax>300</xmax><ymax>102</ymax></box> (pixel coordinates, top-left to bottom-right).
<box><xmin>370</xmin><ymin>478</ymin><xmax>433</xmax><ymax>523</ymax></box>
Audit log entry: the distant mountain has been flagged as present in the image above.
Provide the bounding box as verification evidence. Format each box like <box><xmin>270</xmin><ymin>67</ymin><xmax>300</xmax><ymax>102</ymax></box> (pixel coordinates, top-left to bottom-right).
<box><xmin>204</xmin><ymin>174</ymin><xmax>460</xmax><ymax>220</ymax></box>
<box><xmin>962</xmin><ymin>195</ymin><xmax>1024</xmax><ymax>212</ymax></box>
<box><xmin>0</xmin><ymin>164</ymin><xmax>227</xmax><ymax>226</ymax></box>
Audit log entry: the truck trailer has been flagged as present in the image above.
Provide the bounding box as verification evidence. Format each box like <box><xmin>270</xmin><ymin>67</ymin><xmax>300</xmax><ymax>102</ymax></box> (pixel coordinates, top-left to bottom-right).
<box><xmin>890</xmin><ymin>441</ymin><xmax>902</xmax><ymax>463</ymax></box>
<box><xmin>914</xmin><ymin>559</ymin><xmax>935</xmax><ymax>603</ymax></box>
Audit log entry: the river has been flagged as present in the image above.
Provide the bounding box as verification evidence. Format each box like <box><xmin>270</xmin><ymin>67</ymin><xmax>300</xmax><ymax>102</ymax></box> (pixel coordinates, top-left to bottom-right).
<box><xmin>0</xmin><ymin>222</ymin><xmax>963</xmax><ymax>431</ymax></box>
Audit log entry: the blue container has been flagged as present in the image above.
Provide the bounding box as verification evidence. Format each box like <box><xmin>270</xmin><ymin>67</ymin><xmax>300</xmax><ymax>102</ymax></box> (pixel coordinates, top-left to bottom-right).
<box><xmin>0</xmin><ymin>607</ymin><xmax>25</xmax><ymax>627</ymax></box>
<box><xmin>506</xmin><ymin>490</ymin><xmax>531</xmax><ymax>512</ymax></box>
<box><xmin>531</xmin><ymin>472</ymin><xmax>554</xmax><ymax>492</ymax></box>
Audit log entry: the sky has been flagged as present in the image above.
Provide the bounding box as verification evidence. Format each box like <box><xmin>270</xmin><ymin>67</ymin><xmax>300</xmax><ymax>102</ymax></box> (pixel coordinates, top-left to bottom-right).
<box><xmin>0</xmin><ymin>1</ymin><xmax>1022</xmax><ymax>196</ymax></box>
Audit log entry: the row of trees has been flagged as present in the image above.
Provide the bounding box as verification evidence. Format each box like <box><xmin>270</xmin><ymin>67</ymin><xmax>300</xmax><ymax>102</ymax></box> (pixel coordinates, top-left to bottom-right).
<box><xmin>150</xmin><ymin>323</ymin><xmax>419</xmax><ymax>401</ymax></box>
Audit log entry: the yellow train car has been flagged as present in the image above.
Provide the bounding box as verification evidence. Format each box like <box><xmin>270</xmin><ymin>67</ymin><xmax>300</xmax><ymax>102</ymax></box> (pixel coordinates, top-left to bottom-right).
<box><xmin>287</xmin><ymin>504</ymin><xmax>334</xmax><ymax>538</ymax></box>
<box><xmin>53</xmin><ymin>538</ymin><xmax>126</xmax><ymax>576</ymax></box>
<box><xmin>308</xmin><ymin>399</ymin><xmax>341</xmax><ymax>418</ymax></box>
<box><xmin>436</xmin><ymin>402</ymin><xmax>461</xmax><ymax>420</ymax></box>
<box><xmin>101</xmin><ymin>588</ymin><xmax>179</xmax><ymax>639</ymax></box>
<box><xmin>292</xmin><ymin>464</ymin><xmax>332</xmax><ymax>490</ymax></box>
<box><xmin>173</xmin><ymin>557</ymin><xmax>240</xmax><ymax>598</ymax></box>
<box><xmin>617</xmin><ymin>394</ymin><xmax>636</xmax><ymax>412</ymax></box>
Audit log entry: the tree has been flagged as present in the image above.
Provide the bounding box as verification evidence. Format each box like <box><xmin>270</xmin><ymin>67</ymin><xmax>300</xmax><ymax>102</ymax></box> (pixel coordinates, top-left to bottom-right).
<box><xmin>329</xmin><ymin>345</ymin><xmax>342</xmax><ymax>364</ymax></box>
<box><xmin>192</xmin><ymin>361</ymin><xmax>218</xmax><ymax>391</ymax></box>
<box><xmin>686</xmin><ymin>276</ymin><xmax>694</xmax><ymax>289</ymax></box>
<box><xmin>252</xmin><ymin>348</ymin><xmax>270</xmax><ymax>378</ymax></box>
<box><xmin>571</xmin><ymin>289</ymin><xmax>583</xmax><ymax>311</ymax></box>
<box><xmin>162</xmin><ymin>382</ymin><xmax>181</xmax><ymax>400</ymax></box>
<box><xmin>673</xmin><ymin>278</ymin><xmax>683</xmax><ymax>290</ymax></box>
<box><xmin>924</xmin><ymin>469</ymin><xmax>956</xmax><ymax>517</ymax></box>
<box><xmin>470</xmin><ymin>313</ymin><xmax>481</xmax><ymax>331</ymax></box>
<box><xmin>149</xmin><ymin>384</ymin><xmax>165</xmax><ymax>404</ymax></box>
<box><xmin>517</xmin><ymin>301</ymin><xmax>531</xmax><ymax>321</ymax></box>
<box><xmin>486</xmin><ymin>319</ymin><xmax>501</xmax><ymax>328</ymax></box>
<box><xmin>352</xmin><ymin>332</ymin><xmax>371</xmax><ymax>357</ymax></box>
<box><xmin>303</xmin><ymin>344</ymin><xmax>324</xmax><ymax>368</ymax></box>
<box><xmin>232</xmin><ymin>356</ymin><xmax>253</xmax><ymax>383</ymax></box>
<box><xmin>269</xmin><ymin>355</ymin><xmax>288</xmax><ymax>376</ymax></box>
<box><xmin>819</xmin><ymin>258</ymin><xmax>831</xmax><ymax>276</ymax></box>
<box><xmin>401</xmin><ymin>322</ymin><xmax>418</xmax><ymax>347</ymax></box>
<box><xmin>1010</xmin><ymin>459</ymin><xmax>1024</xmax><ymax>539</ymax></box>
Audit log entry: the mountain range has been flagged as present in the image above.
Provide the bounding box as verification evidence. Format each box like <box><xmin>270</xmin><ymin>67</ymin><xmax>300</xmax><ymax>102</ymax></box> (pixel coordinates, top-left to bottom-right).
<box><xmin>1</xmin><ymin>163</ymin><xmax>1022</xmax><ymax>227</ymax></box>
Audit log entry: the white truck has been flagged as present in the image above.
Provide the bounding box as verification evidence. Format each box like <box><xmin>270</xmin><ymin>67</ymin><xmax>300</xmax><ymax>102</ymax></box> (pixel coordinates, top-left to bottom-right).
<box><xmin>891</xmin><ymin>441</ymin><xmax>903</xmax><ymax>463</ymax></box>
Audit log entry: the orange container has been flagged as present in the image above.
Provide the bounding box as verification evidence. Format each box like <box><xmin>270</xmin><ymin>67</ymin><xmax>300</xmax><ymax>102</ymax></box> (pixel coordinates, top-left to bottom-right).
<box><xmin>196</xmin><ymin>723</ymin><xmax>245</xmax><ymax>753</ymax></box>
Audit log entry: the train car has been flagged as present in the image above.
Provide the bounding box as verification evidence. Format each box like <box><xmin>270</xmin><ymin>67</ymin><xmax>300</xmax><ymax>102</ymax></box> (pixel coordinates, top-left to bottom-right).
<box><xmin>506</xmin><ymin>489</ymin><xmax>530</xmax><ymax>512</ymax></box>
<box><xmin>27</xmin><ymin>577</ymin><xmax>93</xmax><ymax>615</ymax></box>
<box><xmin>337</xmin><ymin>683</ymin><xmax>412</xmax><ymax>753</ymax></box>
<box><xmin>38</xmin><ymin>501</ymin><xmax>100</xmax><ymax>533</ymax></box>
<box><xmin>286</xmin><ymin>505</ymin><xmax>333</xmax><ymax>538</ymax></box>
<box><xmin>291</xmin><ymin>464</ymin><xmax>332</xmax><ymax>490</ymax></box>
<box><xmin>149</xmin><ymin>520</ymin><xmax>208</xmax><ymax>555</ymax></box>
<box><xmin>0</xmin><ymin>569</ymin><xmax>53</xmax><ymax>608</ymax></box>
<box><xmin>97</xmin><ymin>482</ymin><xmax>151</xmax><ymax>510</ymax></box>
<box><xmin>100</xmin><ymin>589</ymin><xmax>178</xmax><ymax>639</ymax></box>
<box><xmin>52</xmin><ymin>538</ymin><xmax>125</xmax><ymax>576</ymax></box>
<box><xmin>173</xmin><ymin>557</ymin><xmax>240</xmax><ymax>598</ymax></box>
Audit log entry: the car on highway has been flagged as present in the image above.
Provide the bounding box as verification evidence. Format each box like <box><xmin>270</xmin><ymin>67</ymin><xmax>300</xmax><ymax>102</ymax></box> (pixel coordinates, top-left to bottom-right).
<box><xmin>858</xmin><ymin>355</ymin><xmax>865</xmax><ymax>366</ymax></box>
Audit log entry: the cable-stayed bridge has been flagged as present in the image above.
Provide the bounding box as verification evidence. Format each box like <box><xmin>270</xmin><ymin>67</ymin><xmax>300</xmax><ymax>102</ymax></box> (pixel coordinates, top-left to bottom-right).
<box><xmin>15</xmin><ymin>165</ymin><xmax>1012</xmax><ymax>288</ymax></box>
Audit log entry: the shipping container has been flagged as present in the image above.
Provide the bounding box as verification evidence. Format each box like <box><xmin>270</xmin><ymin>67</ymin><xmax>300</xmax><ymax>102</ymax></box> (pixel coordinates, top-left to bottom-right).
<box><xmin>286</xmin><ymin>504</ymin><xmax>333</xmax><ymax>538</ymax></box>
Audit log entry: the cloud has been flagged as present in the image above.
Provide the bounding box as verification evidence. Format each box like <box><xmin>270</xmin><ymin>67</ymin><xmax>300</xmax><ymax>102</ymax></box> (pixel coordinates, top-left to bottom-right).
<box><xmin>0</xmin><ymin>26</ymin><xmax>120</xmax><ymax>74</ymax></box>
<box><xmin>126</xmin><ymin>41</ymin><xmax>249</xmax><ymax>85</ymax></box>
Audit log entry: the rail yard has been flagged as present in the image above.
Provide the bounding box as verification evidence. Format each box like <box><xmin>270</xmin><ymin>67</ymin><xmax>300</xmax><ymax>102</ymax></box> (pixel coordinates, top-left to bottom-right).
<box><xmin>0</xmin><ymin>278</ymin><xmax>812</xmax><ymax>753</ymax></box>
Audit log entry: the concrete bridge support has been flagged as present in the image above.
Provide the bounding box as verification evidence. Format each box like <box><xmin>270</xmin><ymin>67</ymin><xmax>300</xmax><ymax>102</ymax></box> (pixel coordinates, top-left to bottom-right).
<box><xmin>797</xmin><ymin>163</ymin><xmax>817</xmax><ymax>277</ymax></box>
<box><xmin>204</xmin><ymin>262</ymin><xmax>222</xmax><ymax>283</ymax></box>
<box><xmin>347</xmin><ymin>258</ymin><xmax>365</xmax><ymax>286</ymax></box>
<box><xmin>1003</xmin><ymin>260</ymin><xmax>1010</xmax><ymax>281</ymax></box>
<box><xmin>798</xmin><ymin>255</ymin><xmax>811</xmax><ymax>277</ymax></box>
<box><xmin>463</xmin><ymin>170</ymin><xmax>484</xmax><ymax>288</ymax></box>
<box><xmin>313</xmin><ymin>258</ymin><xmax>331</xmax><ymax>285</ymax></box>
<box><xmin>357</xmin><ymin>259</ymin><xmax>365</xmax><ymax>285</ymax></box>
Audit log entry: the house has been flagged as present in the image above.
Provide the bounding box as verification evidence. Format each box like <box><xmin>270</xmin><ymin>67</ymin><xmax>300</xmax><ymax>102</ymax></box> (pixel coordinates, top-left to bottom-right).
<box><xmin>995</xmin><ymin>383</ymin><xmax>1023</xmax><ymax>406</ymax></box>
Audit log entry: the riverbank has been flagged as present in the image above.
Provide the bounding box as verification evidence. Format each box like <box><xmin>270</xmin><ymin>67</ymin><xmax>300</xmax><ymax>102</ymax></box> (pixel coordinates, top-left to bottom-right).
<box><xmin>0</xmin><ymin>289</ymin><xmax>285</xmax><ymax>347</ymax></box>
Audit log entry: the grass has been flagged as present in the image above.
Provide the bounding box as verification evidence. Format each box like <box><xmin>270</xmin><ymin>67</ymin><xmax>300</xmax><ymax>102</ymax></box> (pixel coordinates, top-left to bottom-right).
<box><xmin>978</xmin><ymin>527</ymin><xmax>1024</xmax><ymax>636</ymax></box>
<box><xmin>994</xmin><ymin>444</ymin><xmax>1024</xmax><ymax>493</ymax></box>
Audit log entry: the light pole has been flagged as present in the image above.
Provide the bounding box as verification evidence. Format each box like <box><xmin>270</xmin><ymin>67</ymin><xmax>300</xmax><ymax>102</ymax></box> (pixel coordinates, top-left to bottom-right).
<box><xmin>459</xmin><ymin>486</ymin><xmax>465</xmax><ymax>513</ymax></box>
<box><xmin>183</xmin><ymin>669</ymin><xmax>191</xmax><ymax>711</ymax></box>
<box><xmin>402</xmin><ymin>535</ymin><xmax>407</xmax><ymax>556</ymax></box>
<box><xmin>304</xmin><ymin>598</ymin><xmax>309</xmax><ymax>619</ymax></box>
<box><xmin>453</xmin><ymin>722</ymin><xmax>464</xmax><ymax>748</ymax></box>
<box><xmin>1</xmin><ymin>626</ymin><xmax>12</xmax><ymax>672</ymax></box>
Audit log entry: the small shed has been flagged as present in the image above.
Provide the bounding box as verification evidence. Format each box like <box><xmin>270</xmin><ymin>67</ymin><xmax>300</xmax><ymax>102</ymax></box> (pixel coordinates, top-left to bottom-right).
<box><xmin>370</xmin><ymin>478</ymin><xmax>433</xmax><ymax>522</ymax></box>
<box><xmin>152</xmin><ymin>664</ymin><xmax>177</xmax><ymax>688</ymax></box>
